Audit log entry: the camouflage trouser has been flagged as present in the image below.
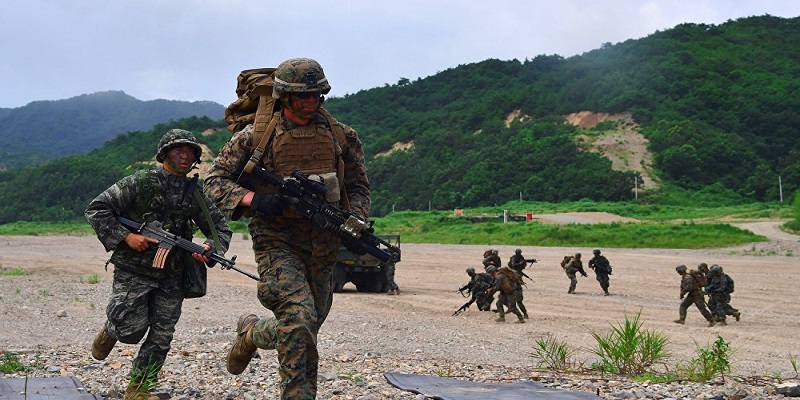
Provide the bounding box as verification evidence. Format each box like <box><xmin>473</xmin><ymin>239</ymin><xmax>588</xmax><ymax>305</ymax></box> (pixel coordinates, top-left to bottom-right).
<box><xmin>248</xmin><ymin>229</ymin><xmax>338</xmax><ymax>400</ymax></box>
<box><xmin>104</xmin><ymin>267</ymin><xmax>184</xmax><ymax>377</ymax></box>
<box><xmin>595</xmin><ymin>272</ymin><xmax>610</xmax><ymax>292</ymax></box>
<box><xmin>475</xmin><ymin>291</ymin><xmax>493</xmax><ymax>311</ymax></box>
<box><xmin>496</xmin><ymin>292</ymin><xmax>523</xmax><ymax>320</ymax></box>
<box><xmin>567</xmin><ymin>272</ymin><xmax>578</xmax><ymax>292</ymax></box>
<box><xmin>384</xmin><ymin>261</ymin><xmax>398</xmax><ymax>290</ymax></box>
<box><xmin>514</xmin><ymin>286</ymin><xmax>527</xmax><ymax>316</ymax></box>
<box><xmin>679</xmin><ymin>292</ymin><xmax>713</xmax><ymax>322</ymax></box>
<box><xmin>708</xmin><ymin>293</ymin><xmax>735</xmax><ymax>322</ymax></box>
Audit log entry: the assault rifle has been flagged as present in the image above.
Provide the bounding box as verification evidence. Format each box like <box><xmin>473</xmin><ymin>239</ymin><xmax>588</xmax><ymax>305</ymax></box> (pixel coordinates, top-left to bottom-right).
<box><xmin>246</xmin><ymin>166</ymin><xmax>399</xmax><ymax>262</ymax></box>
<box><xmin>118</xmin><ymin>217</ymin><xmax>258</xmax><ymax>281</ymax></box>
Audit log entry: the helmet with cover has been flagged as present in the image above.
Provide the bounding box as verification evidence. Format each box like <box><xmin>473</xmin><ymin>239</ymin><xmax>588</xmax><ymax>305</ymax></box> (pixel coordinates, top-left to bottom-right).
<box><xmin>710</xmin><ymin>264</ymin><xmax>723</xmax><ymax>274</ymax></box>
<box><xmin>486</xmin><ymin>266</ymin><xmax>497</xmax><ymax>273</ymax></box>
<box><xmin>272</xmin><ymin>58</ymin><xmax>331</xmax><ymax>99</ymax></box>
<box><xmin>515</xmin><ymin>249</ymin><xmax>522</xmax><ymax>254</ymax></box>
<box><xmin>593</xmin><ymin>249</ymin><xmax>601</xmax><ymax>255</ymax></box>
<box><xmin>697</xmin><ymin>263</ymin><xmax>709</xmax><ymax>272</ymax></box>
<box><xmin>675</xmin><ymin>264</ymin><xmax>687</xmax><ymax>273</ymax></box>
<box><xmin>155</xmin><ymin>129</ymin><xmax>202</xmax><ymax>163</ymax></box>
<box><xmin>465</xmin><ymin>267</ymin><xmax>476</xmax><ymax>274</ymax></box>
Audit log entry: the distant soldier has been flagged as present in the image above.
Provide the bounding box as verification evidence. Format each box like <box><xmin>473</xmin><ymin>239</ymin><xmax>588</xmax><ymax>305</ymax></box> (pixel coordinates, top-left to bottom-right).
<box><xmin>674</xmin><ymin>265</ymin><xmax>715</xmax><ymax>327</ymax></box>
<box><xmin>706</xmin><ymin>264</ymin><xmax>740</xmax><ymax>326</ymax></box>
<box><xmin>455</xmin><ymin>267</ymin><xmax>495</xmax><ymax>314</ymax></box>
<box><xmin>482</xmin><ymin>249</ymin><xmax>501</xmax><ymax>272</ymax></box>
<box><xmin>507</xmin><ymin>248</ymin><xmax>531</xmax><ymax>318</ymax></box>
<box><xmin>486</xmin><ymin>266</ymin><xmax>525</xmax><ymax>323</ymax></box>
<box><xmin>562</xmin><ymin>253</ymin><xmax>587</xmax><ymax>294</ymax></box>
<box><xmin>588</xmin><ymin>249</ymin><xmax>612</xmax><ymax>296</ymax></box>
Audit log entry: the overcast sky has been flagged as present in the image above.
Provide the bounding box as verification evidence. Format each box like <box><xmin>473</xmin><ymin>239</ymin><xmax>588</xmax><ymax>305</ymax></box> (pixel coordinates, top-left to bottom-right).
<box><xmin>1</xmin><ymin>0</ymin><xmax>797</xmax><ymax>109</ymax></box>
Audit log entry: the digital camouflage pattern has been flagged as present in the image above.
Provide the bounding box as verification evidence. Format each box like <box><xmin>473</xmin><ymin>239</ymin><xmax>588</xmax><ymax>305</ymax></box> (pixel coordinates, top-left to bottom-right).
<box><xmin>85</xmin><ymin>166</ymin><xmax>232</xmax><ymax>377</ymax></box>
<box><xmin>707</xmin><ymin>269</ymin><xmax>737</xmax><ymax>323</ymax></box>
<box><xmin>492</xmin><ymin>270</ymin><xmax>524</xmax><ymax>322</ymax></box>
<box><xmin>155</xmin><ymin>128</ymin><xmax>202</xmax><ymax>163</ymax></box>
<box><xmin>677</xmin><ymin>269</ymin><xmax>714</xmax><ymax>323</ymax></box>
<box><xmin>204</xmin><ymin>102</ymin><xmax>370</xmax><ymax>399</ymax></box>
<box><xmin>588</xmin><ymin>253</ymin><xmax>611</xmax><ymax>294</ymax></box>
<box><xmin>272</xmin><ymin>57</ymin><xmax>331</xmax><ymax>99</ymax></box>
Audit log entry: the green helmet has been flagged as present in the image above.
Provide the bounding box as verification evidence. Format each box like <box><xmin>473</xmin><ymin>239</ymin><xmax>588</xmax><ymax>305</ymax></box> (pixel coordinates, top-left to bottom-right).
<box><xmin>486</xmin><ymin>266</ymin><xmax>497</xmax><ymax>273</ymax></box>
<box><xmin>675</xmin><ymin>265</ymin><xmax>687</xmax><ymax>273</ymax></box>
<box><xmin>155</xmin><ymin>129</ymin><xmax>202</xmax><ymax>163</ymax></box>
<box><xmin>515</xmin><ymin>249</ymin><xmax>522</xmax><ymax>254</ymax></box>
<box><xmin>466</xmin><ymin>267</ymin><xmax>476</xmax><ymax>274</ymax></box>
<box><xmin>697</xmin><ymin>263</ymin><xmax>709</xmax><ymax>271</ymax></box>
<box><xmin>574</xmin><ymin>252</ymin><xmax>581</xmax><ymax>258</ymax></box>
<box><xmin>272</xmin><ymin>57</ymin><xmax>331</xmax><ymax>99</ymax></box>
<box><xmin>593</xmin><ymin>249</ymin><xmax>601</xmax><ymax>255</ymax></box>
<box><xmin>710</xmin><ymin>264</ymin><xmax>723</xmax><ymax>274</ymax></box>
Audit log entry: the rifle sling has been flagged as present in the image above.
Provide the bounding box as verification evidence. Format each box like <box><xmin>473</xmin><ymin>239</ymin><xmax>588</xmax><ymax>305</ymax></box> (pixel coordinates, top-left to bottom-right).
<box><xmin>192</xmin><ymin>184</ymin><xmax>223</xmax><ymax>254</ymax></box>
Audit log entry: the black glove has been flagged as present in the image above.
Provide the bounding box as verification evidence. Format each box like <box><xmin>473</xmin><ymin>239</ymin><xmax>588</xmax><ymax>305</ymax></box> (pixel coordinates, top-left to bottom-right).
<box><xmin>250</xmin><ymin>193</ymin><xmax>286</xmax><ymax>216</ymax></box>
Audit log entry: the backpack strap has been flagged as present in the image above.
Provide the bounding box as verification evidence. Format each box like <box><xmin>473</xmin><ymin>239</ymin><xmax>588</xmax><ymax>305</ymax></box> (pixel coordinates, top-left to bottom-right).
<box><xmin>243</xmin><ymin>95</ymin><xmax>279</xmax><ymax>175</ymax></box>
<box><xmin>318</xmin><ymin>107</ymin><xmax>351</xmax><ymax>211</ymax></box>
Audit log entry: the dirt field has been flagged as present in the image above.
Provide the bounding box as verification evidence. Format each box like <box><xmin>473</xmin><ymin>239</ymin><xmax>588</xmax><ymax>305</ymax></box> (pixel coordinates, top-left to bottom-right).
<box><xmin>1</xmin><ymin>218</ymin><xmax>799</xmax><ymax>380</ymax></box>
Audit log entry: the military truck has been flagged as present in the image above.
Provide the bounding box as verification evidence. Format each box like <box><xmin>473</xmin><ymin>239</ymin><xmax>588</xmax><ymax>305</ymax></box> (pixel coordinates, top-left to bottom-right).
<box><xmin>332</xmin><ymin>234</ymin><xmax>400</xmax><ymax>293</ymax></box>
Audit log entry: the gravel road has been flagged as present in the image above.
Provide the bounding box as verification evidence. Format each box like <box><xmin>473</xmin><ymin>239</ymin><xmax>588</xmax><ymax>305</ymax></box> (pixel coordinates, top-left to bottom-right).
<box><xmin>1</xmin><ymin>221</ymin><xmax>799</xmax><ymax>399</ymax></box>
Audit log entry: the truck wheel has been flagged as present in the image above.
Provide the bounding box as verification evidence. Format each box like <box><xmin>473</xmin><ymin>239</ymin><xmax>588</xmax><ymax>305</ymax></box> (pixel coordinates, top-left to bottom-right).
<box><xmin>355</xmin><ymin>280</ymin><xmax>383</xmax><ymax>293</ymax></box>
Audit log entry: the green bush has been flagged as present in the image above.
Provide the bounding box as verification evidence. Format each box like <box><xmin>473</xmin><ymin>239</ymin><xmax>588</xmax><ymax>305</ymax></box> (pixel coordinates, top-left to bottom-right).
<box><xmin>590</xmin><ymin>312</ymin><xmax>670</xmax><ymax>375</ymax></box>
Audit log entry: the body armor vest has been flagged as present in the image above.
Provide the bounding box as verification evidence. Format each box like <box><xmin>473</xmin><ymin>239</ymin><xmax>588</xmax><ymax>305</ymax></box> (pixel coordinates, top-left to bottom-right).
<box><xmin>270</xmin><ymin>120</ymin><xmax>339</xmax><ymax>177</ymax></box>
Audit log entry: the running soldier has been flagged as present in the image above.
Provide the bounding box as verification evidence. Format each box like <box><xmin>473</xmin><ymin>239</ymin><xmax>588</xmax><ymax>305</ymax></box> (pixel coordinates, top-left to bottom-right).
<box><xmin>706</xmin><ymin>264</ymin><xmax>740</xmax><ymax>326</ymax></box>
<box><xmin>562</xmin><ymin>253</ymin><xmax>587</xmax><ymax>294</ymax></box>
<box><xmin>486</xmin><ymin>266</ymin><xmax>525</xmax><ymax>323</ymax></box>
<box><xmin>674</xmin><ymin>265</ymin><xmax>715</xmax><ymax>327</ymax></box>
<box><xmin>588</xmin><ymin>249</ymin><xmax>612</xmax><ymax>296</ymax></box>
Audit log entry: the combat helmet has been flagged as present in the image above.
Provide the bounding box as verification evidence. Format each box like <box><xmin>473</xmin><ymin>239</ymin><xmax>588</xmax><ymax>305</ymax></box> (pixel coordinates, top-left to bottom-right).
<box><xmin>465</xmin><ymin>267</ymin><xmax>476</xmax><ymax>274</ymax></box>
<box><xmin>675</xmin><ymin>264</ymin><xmax>687</xmax><ymax>272</ymax></box>
<box><xmin>486</xmin><ymin>265</ymin><xmax>497</xmax><ymax>273</ymax></box>
<box><xmin>515</xmin><ymin>249</ymin><xmax>522</xmax><ymax>254</ymax></box>
<box><xmin>593</xmin><ymin>249</ymin><xmax>601</xmax><ymax>255</ymax></box>
<box><xmin>574</xmin><ymin>252</ymin><xmax>581</xmax><ymax>258</ymax></box>
<box><xmin>155</xmin><ymin>129</ymin><xmax>202</xmax><ymax>163</ymax></box>
<box><xmin>697</xmin><ymin>263</ymin><xmax>709</xmax><ymax>272</ymax></box>
<box><xmin>710</xmin><ymin>264</ymin><xmax>723</xmax><ymax>274</ymax></box>
<box><xmin>272</xmin><ymin>57</ymin><xmax>331</xmax><ymax>99</ymax></box>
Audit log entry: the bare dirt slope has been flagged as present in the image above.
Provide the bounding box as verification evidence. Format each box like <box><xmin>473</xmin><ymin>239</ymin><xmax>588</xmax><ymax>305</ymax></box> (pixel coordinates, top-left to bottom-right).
<box><xmin>1</xmin><ymin>219</ymin><xmax>799</xmax><ymax>380</ymax></box>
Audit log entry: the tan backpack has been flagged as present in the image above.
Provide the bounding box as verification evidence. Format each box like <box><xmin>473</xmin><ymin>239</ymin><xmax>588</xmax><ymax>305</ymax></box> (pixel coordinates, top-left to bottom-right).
<box><xmin>497</xmin><ymin>267</ymin><xmax>523</xmax><ymax>293</ymax></box>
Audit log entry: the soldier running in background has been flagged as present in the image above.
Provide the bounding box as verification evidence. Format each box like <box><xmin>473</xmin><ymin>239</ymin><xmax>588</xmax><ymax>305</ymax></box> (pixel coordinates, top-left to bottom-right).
<box><xmin>674</xmin><ymin>265</ymin><xmax>715</xmax><ymax>327</ymax></box>
<box><xmin>482</xmin><ymin>249</ymin><xmax>501</xmax><ymax>272</ymax></box>
<box><xmin>454</xmin><ymin>267</ymin><xmax>495</xmax><ymax>315</ymax></box>
<box><xmin>706</xmin><ymin>264</ymin><xmax>740</xmax><ymax>326</ymax></box>
<box><xmin>588</xmin><ymin>249</ymin><xmax>612</xmax><ymax>296</ymax></box>
<box><xmin>486</xmin><ymin>266</ymin><xmax>525</xmax><ymax>323</ymax></box>
<box><xmin>562</xmin><ymin>253</ymin><xmax>587</xmax><ymax>294</ymax></box>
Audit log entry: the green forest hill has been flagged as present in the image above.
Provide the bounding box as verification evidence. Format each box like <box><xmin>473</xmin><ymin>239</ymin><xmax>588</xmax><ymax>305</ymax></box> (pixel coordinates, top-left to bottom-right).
<box><xmin>0</xmin><ymin>15</ymin><xmax>798</xmax><ymax>236</ymax></box>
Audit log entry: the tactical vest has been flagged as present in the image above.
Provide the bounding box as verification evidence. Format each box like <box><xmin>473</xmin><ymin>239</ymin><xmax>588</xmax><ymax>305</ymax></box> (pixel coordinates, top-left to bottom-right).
<box><xmin>271</xmin><ymin>118</ymin><xmax>339</xmax><ymax>177</ymax></box>
<box><xmin>110</xmin><ymin>169</ymin><xmax>198</xmax><ymax>277</ymax></box>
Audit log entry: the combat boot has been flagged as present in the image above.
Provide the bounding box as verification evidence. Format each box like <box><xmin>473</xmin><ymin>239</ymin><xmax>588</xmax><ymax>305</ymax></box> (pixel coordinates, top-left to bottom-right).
<box><xmin>604</xmin><ymin>290</ymin><xmax>610</xmax><ymax>296</ymax></box>
<box><xmin>91</xmin><ymin>326</ymin><xmax>117</xmax><ymax>360</ymax></box>
<box><xmin>387</xmin><ymin>289</ymin><xmax>395</xmax><ymax>295</ymax></box>
<box><xmin>733</xmin><ymin>311</ymin><xmax>741</xmax><ymax>321</ymax></box>
<box><xmin>395</xmin><ymin>287</ymin><xmax>400</xmax><ymax>295</ymax></box>
<box><xmin>523</xmin><ymin>313</ymin><xmax>529</xmax><ymax>319</ymax></box>
<box><xmin>227</xmin><ymin>314</ymin><xmax>259</xmax><ymax>375</ymax></box>
<box><xmin>515</xmin><ymin>317</ymin><xmax>525</xmax><ymax>324</ymax></box>
<box><xmin>707</xmin><ymin>319</ymin><xmax>716</xmax><ymax>327</ymax></box>
<box><xmin>716</xmin><ymin>319</ymin><xmax>727</xmax><ymax>326</ymax></box>
<box><xmin>673</xmin><ymin>319</ymin><xmax>685</xmax><ymax>325</ymax></box>
<box><xmin>495</xmin><ymin>317</ymin><xmax>505</xmax><ymax>323</ymax></box>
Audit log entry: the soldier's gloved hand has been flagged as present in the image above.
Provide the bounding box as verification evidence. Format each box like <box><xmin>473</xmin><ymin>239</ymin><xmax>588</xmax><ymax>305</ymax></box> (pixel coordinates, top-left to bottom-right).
<box><xmin>251</xmin><ymin>193</ymin><xmax>286</xmax><ymax>216</ymax></box>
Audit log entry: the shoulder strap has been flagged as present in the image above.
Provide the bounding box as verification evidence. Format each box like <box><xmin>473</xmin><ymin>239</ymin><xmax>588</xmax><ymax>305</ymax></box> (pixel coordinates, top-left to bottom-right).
<box><xmin>192</xmin><ymin>179</ymin><xmax>223</xmax><ymax>253</ymax></box>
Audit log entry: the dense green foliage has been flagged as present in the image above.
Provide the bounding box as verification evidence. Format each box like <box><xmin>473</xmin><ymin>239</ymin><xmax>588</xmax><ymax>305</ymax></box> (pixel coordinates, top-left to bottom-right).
<box><xmin>324</xmin><ymin>15</ymin><xmax>800</xmax><ymax>213</ymax></box>
<box><xmin>0</xmin><ymin>91</ymin><xmax>224</xmax><ymax>168</ymax></box>
<box><xmin>0</xmin><ymin>16</ymin><xmax>798</xmax><ymax>224</ymax></box>
<box><xmin>0</xmin><ymin>117</ymin><xmax>226</xmax><ymax>224</ymax></box>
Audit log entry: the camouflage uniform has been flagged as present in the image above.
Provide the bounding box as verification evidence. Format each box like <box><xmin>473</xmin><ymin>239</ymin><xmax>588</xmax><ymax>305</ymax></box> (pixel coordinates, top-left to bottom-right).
<box><xmin>482</xmin><ymin>251</ymin><xmax>501</xmax><ymax>272</ymax></box>
<box><xmin>204</xmin><ymin>64</ymin><xmax>369</xmax><ymax>398</ymax></box>
<box><xmin>85</xmin><ymin>153</ymin><xmax>231</xmax><ymax>383</ymax></box>
<box><xmin>507</xmin><ymin>250</ymin><xmax>529</xmax><ymax>317</ymax></box>
<box><xmin>383</xmin><ymin>257</ymin><xmax>399</xmax><ymax>295</ymax></box>
<box><xmin>459</xmin><ymin>269</ymin><xmax>494</xmax><ymax>311</ymax></box>
<box><xmin>706</xmin><ymin>266</ymin><xmax>738</xmax><ymax>324</ymax></box>
<box><xmin>675</xmin><ymin>265</ymin><xmax>714</xmax><ymax>325</ymax></box>
<box><xmin>490</xmin><ymin>268</ymin><xmax>524</xmax><ymax>323</ymax></box>
<box><xmin>588</xmin><ymin>250</ymin><xmax>612</xmax><ymax>295</ymax></box>
<box><xmin>563</xmin><ymin>254</ymin><xmax>587</xmax><ymax>294</ymax></box>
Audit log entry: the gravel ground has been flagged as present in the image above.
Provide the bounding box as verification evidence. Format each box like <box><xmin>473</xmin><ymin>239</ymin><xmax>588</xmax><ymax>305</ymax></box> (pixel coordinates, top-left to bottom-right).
<box><xmin>2</xmin><ymin>225</ymin><xmax>800</xmax><ymax>399</ymax></box>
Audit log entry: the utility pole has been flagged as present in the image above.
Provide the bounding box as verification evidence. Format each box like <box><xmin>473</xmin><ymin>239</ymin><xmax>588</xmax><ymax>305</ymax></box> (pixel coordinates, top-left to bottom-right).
<box><xmin>779</xmin><ymin>175</ymin><xmax>783</xmax><ymax>202</ymax></box>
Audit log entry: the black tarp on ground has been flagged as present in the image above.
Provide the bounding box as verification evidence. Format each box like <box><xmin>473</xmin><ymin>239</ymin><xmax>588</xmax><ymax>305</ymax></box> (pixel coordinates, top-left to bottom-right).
<box><xmin>0</xmin><ymin>376</ymin><xmax>102</xmax><ymax>399</ymax></box>
<box><xmin>384</xmin><ymin>373</ymin><xmax>602</xmax><ymax>400</ymax></box>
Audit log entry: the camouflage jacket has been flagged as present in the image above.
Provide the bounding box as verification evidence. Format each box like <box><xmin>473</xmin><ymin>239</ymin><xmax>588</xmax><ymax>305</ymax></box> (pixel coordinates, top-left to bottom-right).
<box><xmin>707</xmin><ymin>273</ymin><xmax>733</xmax><ymax>294</ymax></box>
<box><xmin>85</xmin><ymin>167</ymin><xmax>232</xmax><ymax>279</ymax></box>
<box><xmin>508</xmin><ymin>254</ymin><xmax>526</xmax><ymax>271</ymax></box>
<box><xmin>588</xmin><ymin>255</ymin><xmax>611</xmax><ymax>274</ymax></box>
<box><xmin>204</xmin><ymin>113</ymin><xmax>370</xmax><ymax>248</ymax></box>
<box><xmin>680</xmin><ymin>272</ymin><xmax>703</xmax><ymax>297</ymax></box>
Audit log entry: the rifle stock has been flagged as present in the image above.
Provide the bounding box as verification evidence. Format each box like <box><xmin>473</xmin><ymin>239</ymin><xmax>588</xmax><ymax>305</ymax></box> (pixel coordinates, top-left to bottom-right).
<box><xmin>247</xmin><ymin>166</ymin><xmax>399</xmax><ymax>262</ymax></box>
<box><xmin>118</xmin><ymin>217</ymin><xmax>258</xmax><ymax>281</ymax></box>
